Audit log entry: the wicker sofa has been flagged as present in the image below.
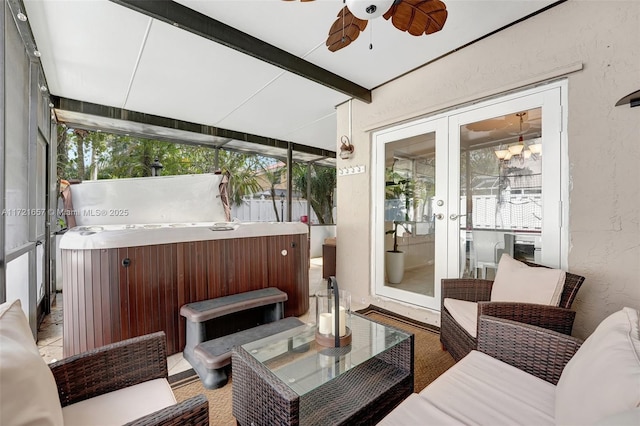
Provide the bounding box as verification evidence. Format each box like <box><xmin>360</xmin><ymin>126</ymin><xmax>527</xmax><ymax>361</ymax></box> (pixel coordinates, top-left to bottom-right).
<box><xmin>440</xmin><ymin>255</ymin><xmax>585</xmax><ymax>361</ymax></box>
<box><xmin>379</xmin><ymin>308</ymin><xmax>640</xmax><ymax>425</ymax></box>
<box><xmin>0</xmin><ymin>299</ymin><xmax>208</xmax><ymax>426</ymax></box>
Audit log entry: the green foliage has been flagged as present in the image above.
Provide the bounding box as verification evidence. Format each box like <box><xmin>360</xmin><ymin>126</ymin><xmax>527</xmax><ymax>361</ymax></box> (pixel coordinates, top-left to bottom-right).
<box><xmin>259</xmin><ymin>161</ymin><xmax>286</xmax><ymax>222</ymax></box>
<box><xmin>55</xmin><ymin>128</ymin><xmax>338</xmax><ymax>221</ymax></box>
<box><xmin>222</xmin><ymin>152</ymin><xmax>262</xmax><ymax>207</ymax></box>
<box><xmin>385</xmin><ymin>168</ymin><xmax>415</xmax><ymax>221</ymax></box>
<box><xmin>56</xmin><ymin>128</ymin><xmax>269</xmax><ymax>209</ymax></box>
<box><xmin>292</xmin><ymin>163</ymin><xmax>336</xmax><ymax>224</ymax></box>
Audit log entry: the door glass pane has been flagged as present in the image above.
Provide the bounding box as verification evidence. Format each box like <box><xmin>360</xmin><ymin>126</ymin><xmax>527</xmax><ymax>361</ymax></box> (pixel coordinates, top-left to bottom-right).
<box><xmin>459</xmin><ymin>108</ymin><xmax>543</xmax><ymax>278</ymax></box>
<box><xmin>384</xmin><ymin>133</ymin><xmax>436</xmax><ymax>296</ymax></box>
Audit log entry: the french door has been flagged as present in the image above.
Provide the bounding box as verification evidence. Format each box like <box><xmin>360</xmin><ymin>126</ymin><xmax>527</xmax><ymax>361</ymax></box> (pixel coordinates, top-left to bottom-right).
<box><xmin>373</xmin><ymin>117</ymin><xmax>448</xmax><ymax>310</ymax></box>
<box><xmin>373</xmin><ymin>82</ymin><xmax>567</xmax><ymax>311</ymax></box>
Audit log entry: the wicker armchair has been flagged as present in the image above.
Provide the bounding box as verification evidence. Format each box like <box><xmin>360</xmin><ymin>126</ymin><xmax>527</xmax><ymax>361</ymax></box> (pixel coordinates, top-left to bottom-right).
<box><xmin>440</xmin><ymin>261</ymin><xmax>585</xmax><ymax>361</ymax></box>
<box><xmin>49</xmin><ymin>332</ymin><xmax>209</xmax><ymax>426</ymax></box>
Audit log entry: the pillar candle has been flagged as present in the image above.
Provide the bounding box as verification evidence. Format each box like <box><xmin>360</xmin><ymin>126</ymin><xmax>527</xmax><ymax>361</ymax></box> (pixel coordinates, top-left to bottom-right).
<box><xmin>331</xmin><ymin>306</ymin><xmax>347</xmax><ymax>336</ymax></box>
<box><xmin>318</xmin><ymin>312</ymin><xmax>332</xmax><ymax>335</ymax></box>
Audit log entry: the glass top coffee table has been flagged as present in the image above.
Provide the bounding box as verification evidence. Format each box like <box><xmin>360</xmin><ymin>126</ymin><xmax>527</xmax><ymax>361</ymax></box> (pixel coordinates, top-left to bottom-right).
<box><xmin>231</xmin><ymin>313</ymin><xmax>414</xmax><ymax>425</ymax></box>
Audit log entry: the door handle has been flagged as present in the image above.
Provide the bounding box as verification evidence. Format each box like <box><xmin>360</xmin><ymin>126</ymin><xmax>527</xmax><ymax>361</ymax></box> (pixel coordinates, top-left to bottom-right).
<box><xmin>434</xmin><ymin>213</ymin><xmax>444</xmax><ymax>220</ymax></box>
<box><xmin>449</xmin><ymin>214</ymin><xmax>467</xmax><ymax>221</ymax></box>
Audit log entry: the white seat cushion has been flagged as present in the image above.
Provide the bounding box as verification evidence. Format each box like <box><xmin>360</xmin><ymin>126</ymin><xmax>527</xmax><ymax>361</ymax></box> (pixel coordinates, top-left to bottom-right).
<box><xmin>377</xmin><ymin>393</ymin><xmax>462</xmax><ymax>425</ymax></box>
<box><xmin>0</xmin><ymin>299</ymin><xmax>64</xmax><ymax>426</ymax></box>
<box><xmin>418</xmin><ymin>351</ymin><xmax>555</xmax><ymax>425</ymax></box>
<box><xmin>491</xmin><ymin>254</ymin><xmax>565</xmax><ymax>306</ymax></box>
<box><xmin>594</xmin><ymin>408</ymin><xmax>640</xmax><ymax>426</ymax></box>
<box><xmin>555</xmin><ymin>307</ymin><xmax>640</xmax><ymax>425</ymax></box>
<box><xmin>62</xmin><ymin>378</ymin><xmax>177</xmax><ymax>426</ymax></box>
<box><xmin>444</xmin><ymin>298</ymin><xmax>478</xmax><ymax>338</ymax></box>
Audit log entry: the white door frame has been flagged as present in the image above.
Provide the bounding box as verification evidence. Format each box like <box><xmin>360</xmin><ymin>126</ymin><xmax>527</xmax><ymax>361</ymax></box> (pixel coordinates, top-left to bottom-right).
<box><xmin>371</xmin><ymin>80</ymin><xmax>568</xmax><ymax>311</ymax></box>
<box><xmin>372</xmin><ymin>116</ymin><xmax>448</xmax><ymax>310</ymax></box>
<box><xmin>448</xmin><ymin>83</ymin><xmax>566</xmax><ymax>271</ymax></box>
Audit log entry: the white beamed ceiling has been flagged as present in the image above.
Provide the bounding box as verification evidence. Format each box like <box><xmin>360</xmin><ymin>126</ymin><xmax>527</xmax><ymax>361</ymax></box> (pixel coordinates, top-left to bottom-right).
<box><xmin>23</xmin><ymin>0</ymin><xmax>557</xmax><ymax>152</ymax></box>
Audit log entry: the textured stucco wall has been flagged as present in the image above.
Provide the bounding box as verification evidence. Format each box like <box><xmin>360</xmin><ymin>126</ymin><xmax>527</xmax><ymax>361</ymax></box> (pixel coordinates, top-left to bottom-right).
<box><xmin>335</xmin><ymin>1</ymin><xmax>640</xmax><ymax>339</ymax></box>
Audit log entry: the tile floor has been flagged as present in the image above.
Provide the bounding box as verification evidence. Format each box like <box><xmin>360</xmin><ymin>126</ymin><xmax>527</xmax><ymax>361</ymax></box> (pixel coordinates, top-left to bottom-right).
<box><xmin>387</xmin><ymin>264</ymin><xmax>435</xmax><ymax>297</ymax></box>
<box><xmin>37</xmin><ymin>257</ymin><xmax>362</xmax><ymax>376</ymax></box>
<box><xmin>37</xmin><ymin>294</ymin><xmax>64</xmax><ymax>364</ymax></box>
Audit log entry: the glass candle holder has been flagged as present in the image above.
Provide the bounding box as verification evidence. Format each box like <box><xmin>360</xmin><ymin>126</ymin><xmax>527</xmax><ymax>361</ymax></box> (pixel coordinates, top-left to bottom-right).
<box><xmin>315</xmin><ymin>288</ymin><xmax>351</xmax><ymax>347</ymax></box>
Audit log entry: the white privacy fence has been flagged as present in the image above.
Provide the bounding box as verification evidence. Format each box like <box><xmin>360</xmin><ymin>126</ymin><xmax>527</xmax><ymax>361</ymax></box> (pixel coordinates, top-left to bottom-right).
<box><xmin>472</xmin><ymin>194</ymin><xmax>542</xmax><ymax>230</ymax></box>
<box><xmin>387</xmin><ymin>194</ymin><xmax>542</xmax><ymax>231</ymax></box>
<box><xmin>230</xmin><ymin>196</ymin><xmax>320</xmax><ymax>223</ymax></box>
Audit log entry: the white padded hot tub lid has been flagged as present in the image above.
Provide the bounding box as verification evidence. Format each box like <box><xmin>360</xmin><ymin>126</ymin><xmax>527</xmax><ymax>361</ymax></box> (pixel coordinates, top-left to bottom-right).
<box><xmin>59</xmin><ymin>222</ymin><xmax>309</xmax><ymax>250</ymax></box>
<box><xmin>68</xmin><ymin>174</ymin><xmax>226</xmax><ymax>227</ymax></box>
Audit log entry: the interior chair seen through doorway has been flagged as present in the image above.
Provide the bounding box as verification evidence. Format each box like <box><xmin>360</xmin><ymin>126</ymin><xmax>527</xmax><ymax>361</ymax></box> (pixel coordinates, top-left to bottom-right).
<box><xmin>471</xmin><ymin>230</ymin><xmax>514</xmax><ymax>279</ymax></box>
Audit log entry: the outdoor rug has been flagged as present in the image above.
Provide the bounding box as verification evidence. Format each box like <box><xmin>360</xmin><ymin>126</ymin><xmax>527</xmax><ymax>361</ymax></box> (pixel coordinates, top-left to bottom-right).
<box><xmin>171</xmin><ymin>306</ymin><xmax>456</xmax><ymax>425</ymax></box>
<box><xmin>355</xmin><ymin>305</ymin><xmax>456</xmax><ymax>392</ymax></box>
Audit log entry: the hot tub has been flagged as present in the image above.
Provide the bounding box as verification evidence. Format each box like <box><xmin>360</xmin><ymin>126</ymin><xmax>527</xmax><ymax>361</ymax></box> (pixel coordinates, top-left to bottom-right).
<box><xmin>59</xmin><ymin>175</ymin><xmax>309</xmax><ymax>356</ymax></box>
<box><xmin>60</xmin><ymin>221</ymin><xmax>307</xmax><ymax>250</ymax></box>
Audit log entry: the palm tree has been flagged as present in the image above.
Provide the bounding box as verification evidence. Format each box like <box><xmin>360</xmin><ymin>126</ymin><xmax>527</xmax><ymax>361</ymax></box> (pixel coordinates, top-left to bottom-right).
<box><xmin>218</xmin><ymin>151</ymin><xmax>262</xmax><ymax>206</ymax></box>
<box><xmin>86</xmin><ymin>131</ymin><xmax>108</xmax><ymax>180</ymax></box>
<box><xmin>259</xmin><ymin>161</ymin><xmax>285</xmax><ymax>221</ymax></box>
<box><xmin>73</xmin><ymin>129</ymin><xmax>89</xmax><ymax>179</ymax></box>
<box><xmin>292</xmin><ymin>163</ymin><xmax>335</xmax><ymax>224</ymax></box>
<box><xmin>56</xmin><ymin>124</ymin><xmax>71</xmax><ymax>179</ymax></box>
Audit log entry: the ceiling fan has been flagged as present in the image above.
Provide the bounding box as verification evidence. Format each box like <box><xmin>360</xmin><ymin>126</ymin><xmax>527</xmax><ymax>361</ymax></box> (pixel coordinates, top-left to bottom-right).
<box><xmin>286</xmin><ymin>0</ymin><xmax>448</xmax><ymax>52</ymax></box>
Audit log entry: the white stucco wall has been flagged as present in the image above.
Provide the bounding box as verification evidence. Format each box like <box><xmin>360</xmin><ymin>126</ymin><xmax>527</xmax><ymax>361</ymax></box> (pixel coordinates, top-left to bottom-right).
<box><xmin>335</xmin><ymin>1</ymin><xmax>640</xmax><ymax>339</ymax></box>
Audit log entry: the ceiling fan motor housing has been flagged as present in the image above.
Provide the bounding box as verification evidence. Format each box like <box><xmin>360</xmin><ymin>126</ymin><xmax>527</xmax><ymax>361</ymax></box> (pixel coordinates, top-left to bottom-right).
<box><xmin>346</xmin><ymin>0</ymin><xmax>395</xmax><ymax>20</ymax></box>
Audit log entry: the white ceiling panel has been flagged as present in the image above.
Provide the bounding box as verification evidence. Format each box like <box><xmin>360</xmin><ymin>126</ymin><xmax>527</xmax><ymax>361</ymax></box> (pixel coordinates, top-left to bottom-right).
<box><xmin>216</xmin><ymin>72</ymin><xmax>349</xmax><ymax>150</ymax></box>
<box><xmin>176</xmin><ymin>0</ymin><xmax>338</xmax><ymax>58</ymax></box>
<box><xmin>303</xmin><ymin>0</ymin><xmax>558</xmax><ymax>88</ymax></box>
<box><xmin>125</xmin><ymin>18</ymin><xmax>288</xmax><ymax>126</ymax></box>
<box><xmin>284</xmin><ymin>112</ymin><xmax>340</xmax><ymax>151</ymax></box>
<box><xmin>177</xmin><ymin>0</ymin><xmax>556</xmax><ymax>89</ymax></box>
<box><xmin>23</xmin><ymin>0</ymin><xmax>151</xmax><ymax>107</ymax></box>
<box><xmin>22</xmin><ymin>0</ymin><xmax>563</xmax><ymax>155</ymax></box>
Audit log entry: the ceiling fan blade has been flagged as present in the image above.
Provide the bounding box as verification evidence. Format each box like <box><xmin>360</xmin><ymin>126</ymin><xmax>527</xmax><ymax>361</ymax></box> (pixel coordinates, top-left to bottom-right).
<box><xmin>326</xmin><ymin>6</ymin><xmax>368</xmax><ymax>52</ymax></box>
<box><xmin>383</xmin><ymin>0</ymin><xmax>448</xmax><ymax>36</ymax></box>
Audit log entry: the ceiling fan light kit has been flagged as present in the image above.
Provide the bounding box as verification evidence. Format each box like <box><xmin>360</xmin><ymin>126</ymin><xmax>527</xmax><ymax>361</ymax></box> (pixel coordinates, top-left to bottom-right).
<box><xmin>346</xmin><ymin>0</ymin><xmax>395</xmax><ymax>20</ymax></box>
<box><xmin>289</xmin><ymin>0</ymin><xmax>448</xmax><ymax>52</ymax></box>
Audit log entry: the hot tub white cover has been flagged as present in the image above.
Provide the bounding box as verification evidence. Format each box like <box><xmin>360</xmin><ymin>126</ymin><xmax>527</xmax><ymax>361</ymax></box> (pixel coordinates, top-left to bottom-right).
<box><xmin>59</xmin><ymin>222</ymin><xmax>309</xmax><ymax>250</ymax></box>
<box><xmin>66</xmin><ymin>174</ymin><xmax>227</xmax><ymax>227</ymax></box>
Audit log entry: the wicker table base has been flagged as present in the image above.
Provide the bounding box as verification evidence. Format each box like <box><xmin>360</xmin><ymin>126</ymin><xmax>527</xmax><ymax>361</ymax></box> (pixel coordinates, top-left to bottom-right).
<box><xmin>231</xmin><ymin>314</ymin><xmax>414</xmax><ymax>426</ymax></box>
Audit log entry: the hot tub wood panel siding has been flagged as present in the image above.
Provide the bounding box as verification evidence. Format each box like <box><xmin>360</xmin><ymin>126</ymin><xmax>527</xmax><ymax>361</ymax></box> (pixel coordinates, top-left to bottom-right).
<box><xmin>62</xmin><ymin>234</ymin><xmax>309</xmax><ymax>356</ymax></box>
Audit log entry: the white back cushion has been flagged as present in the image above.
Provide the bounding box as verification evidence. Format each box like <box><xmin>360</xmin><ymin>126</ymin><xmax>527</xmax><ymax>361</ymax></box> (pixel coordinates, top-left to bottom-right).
<box><xmin>555</xmin><ymin>307</ymin><xmax>640</xmax><ymax>425</ymax></box>
<box><xmin>0</xmin><ymin>300</ymin><xmax>63</xmax><ymax>426</ymax></box>
<box><xmin>491</xmin><ymin>254</ymin><xmax>565</xmax><ymax>306</ymax></box>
